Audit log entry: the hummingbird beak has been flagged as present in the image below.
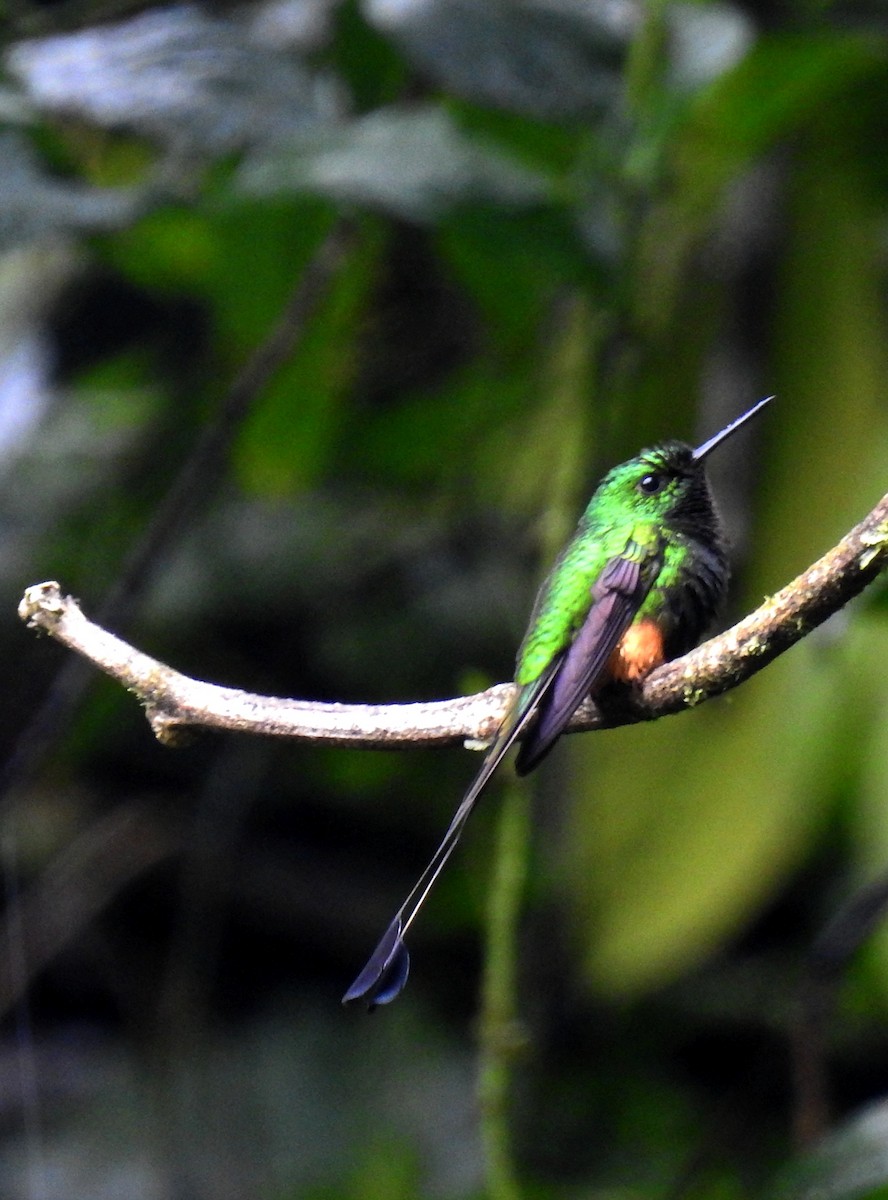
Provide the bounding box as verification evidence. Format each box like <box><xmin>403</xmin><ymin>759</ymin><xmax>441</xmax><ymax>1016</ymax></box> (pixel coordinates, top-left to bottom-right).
<box><xmin>692</xmin><ymin>395</ymin><xmax>774</xmax><ymax>462</ymax></box>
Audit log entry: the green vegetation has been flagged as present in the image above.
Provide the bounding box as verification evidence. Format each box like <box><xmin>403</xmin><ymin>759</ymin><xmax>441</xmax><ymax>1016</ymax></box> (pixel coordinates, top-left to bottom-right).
<box><xmin>1</xmin><ymin>1</ymin><xmax>888</xmax><ymax>1197</ymax></box>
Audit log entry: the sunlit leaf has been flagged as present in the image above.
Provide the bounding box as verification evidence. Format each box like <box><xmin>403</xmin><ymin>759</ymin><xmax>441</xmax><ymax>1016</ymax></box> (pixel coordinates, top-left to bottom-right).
<box><xmin>363</xmin><ymin>0</ymin><xmax>626</xmax><ymax>118</ymax></box>
<box><xmin>7</xmin><ymin>5</ymin><xmax>340</xmax><ymax>152</ymax></box>
<box><xmin>238</xmin><ymin>106</ymin><xmax>552</xmax><ymax>221</ymax></box>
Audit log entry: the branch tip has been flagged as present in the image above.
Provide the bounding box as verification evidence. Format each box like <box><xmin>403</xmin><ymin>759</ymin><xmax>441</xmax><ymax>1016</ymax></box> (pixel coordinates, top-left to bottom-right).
<box><xmin>18</xmin><ymin>580</ymin><xmax>68</xmax><ymax>630</ymax></box>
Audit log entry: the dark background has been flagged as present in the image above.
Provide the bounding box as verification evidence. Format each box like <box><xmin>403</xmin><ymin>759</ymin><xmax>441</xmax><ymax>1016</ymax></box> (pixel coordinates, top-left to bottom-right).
<box><xmin>0</xmin><ymin>1</ymin><xmax>887</xmax><ymax>1196</ymax></box>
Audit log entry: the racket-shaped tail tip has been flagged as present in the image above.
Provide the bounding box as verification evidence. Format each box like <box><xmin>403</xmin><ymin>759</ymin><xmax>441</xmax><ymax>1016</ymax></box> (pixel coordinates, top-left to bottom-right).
<box><xmin>342</xmin><ymin>917</ymin><xmax>411</xmax><ymax>1011</ymax></box>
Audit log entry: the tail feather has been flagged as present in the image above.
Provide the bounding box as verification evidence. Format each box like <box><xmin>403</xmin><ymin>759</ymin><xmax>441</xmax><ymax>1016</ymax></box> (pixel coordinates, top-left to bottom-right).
<box><xmin>343</xmin><ymin>663</ymin><xmax>560</xmax><ymax>1010</ymax></box>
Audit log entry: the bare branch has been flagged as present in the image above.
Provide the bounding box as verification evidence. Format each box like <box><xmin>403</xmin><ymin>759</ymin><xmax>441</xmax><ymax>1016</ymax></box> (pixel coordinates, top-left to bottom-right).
<box><xmin>18</xmin><ymin>491</ymin><xmax>888</xmax><ymax>750</ymax></box>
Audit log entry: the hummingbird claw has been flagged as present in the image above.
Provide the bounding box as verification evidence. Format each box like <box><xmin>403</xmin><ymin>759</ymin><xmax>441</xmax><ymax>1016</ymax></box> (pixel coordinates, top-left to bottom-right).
<box><xmin>342</xmin><ymin>916</ymin><xmax>410</xmax><ymax>1010</ymax></box>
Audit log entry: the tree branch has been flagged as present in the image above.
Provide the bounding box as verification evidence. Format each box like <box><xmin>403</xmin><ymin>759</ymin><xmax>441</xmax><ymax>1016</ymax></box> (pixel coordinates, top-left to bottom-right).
<box><xmin>18</xmin><ymin>491</ymin><xmax>888</xmax><ymax>750</ymax></box>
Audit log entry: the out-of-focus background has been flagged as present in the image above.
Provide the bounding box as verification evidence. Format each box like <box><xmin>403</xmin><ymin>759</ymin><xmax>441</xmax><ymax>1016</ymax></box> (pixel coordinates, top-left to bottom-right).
<box><xmin>1</xmin><ymin>1</ymin><xmax>888</xmax><ymax>1196</ymax></box>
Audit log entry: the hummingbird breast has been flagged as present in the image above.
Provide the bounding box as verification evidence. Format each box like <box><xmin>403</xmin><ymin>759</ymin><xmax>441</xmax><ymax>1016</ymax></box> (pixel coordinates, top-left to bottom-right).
<box><xmin>648</xmin><ymin>531</ymin><xmax>729</xmax><ymax>661</ymax></box>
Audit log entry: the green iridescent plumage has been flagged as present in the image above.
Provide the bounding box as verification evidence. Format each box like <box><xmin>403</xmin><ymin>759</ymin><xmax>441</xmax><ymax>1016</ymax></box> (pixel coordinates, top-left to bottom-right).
<box><xmin>517</xmin><ymin>441</ymin><xmax>725</xmax><ymax>685</ymax></box>
<box><xmin>344</xmin><ymin>398</ymin><xmax>772</xmax><ymax>1010</ymax></box>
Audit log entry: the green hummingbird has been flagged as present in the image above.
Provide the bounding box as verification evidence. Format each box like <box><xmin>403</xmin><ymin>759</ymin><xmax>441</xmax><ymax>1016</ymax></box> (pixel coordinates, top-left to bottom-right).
<box><xmin>343</xmin><ymin>395</ymin><xmax>773</xmax><ymax>1010</ymax></box>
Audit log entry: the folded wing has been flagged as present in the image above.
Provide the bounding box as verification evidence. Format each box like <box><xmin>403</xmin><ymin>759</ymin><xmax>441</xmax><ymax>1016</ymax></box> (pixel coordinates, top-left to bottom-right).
<box><xmin>515</xmin><ymin>552</ymin><xmax>657</xmax><ymax>774</ymax></box>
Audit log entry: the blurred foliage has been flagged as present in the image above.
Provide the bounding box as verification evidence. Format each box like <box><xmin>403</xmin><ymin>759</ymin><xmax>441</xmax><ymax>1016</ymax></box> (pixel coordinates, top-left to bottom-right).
<box><xmin>0</xmin><ymin>0</ymin><xmax>888</xmax><ymax>1198</ymax></box>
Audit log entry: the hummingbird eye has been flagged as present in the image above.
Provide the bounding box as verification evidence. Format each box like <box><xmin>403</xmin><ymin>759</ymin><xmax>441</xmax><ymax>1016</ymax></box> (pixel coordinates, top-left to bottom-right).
<box><xmin>638</xmin><ymin>472</ymin><xmax>665</xmax><ymax>495</ymax></box>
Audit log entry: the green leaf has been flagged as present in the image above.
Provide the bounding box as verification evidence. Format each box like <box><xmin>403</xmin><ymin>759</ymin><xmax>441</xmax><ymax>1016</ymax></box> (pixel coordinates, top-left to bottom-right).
<box><xmin>564</xmin><ymin>640</ymin><xmax>839</xmax><ymax>996</ymax></box>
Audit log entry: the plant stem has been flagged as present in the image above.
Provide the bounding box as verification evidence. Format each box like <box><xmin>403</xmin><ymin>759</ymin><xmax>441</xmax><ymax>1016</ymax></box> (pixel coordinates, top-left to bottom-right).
<box><xmin>477</xmin><ymin>779</ymin><xmax>531</xmax><ymax>1200</ymax></box>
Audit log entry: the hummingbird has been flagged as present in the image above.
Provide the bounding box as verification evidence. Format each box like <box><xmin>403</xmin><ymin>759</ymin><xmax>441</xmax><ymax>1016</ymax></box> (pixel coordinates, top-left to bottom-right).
<box><xmin>343</xmin><ymin>395</ymin><xmax>773</xmax><ymax>1010</ymax></box>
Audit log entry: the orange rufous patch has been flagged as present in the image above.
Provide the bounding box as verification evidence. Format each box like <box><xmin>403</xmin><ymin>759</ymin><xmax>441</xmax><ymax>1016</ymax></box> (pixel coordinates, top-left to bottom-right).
<box><xmin>607</xmin><ymin>618</ymin><xmax>666</xmax><ymax>683</ymax></box>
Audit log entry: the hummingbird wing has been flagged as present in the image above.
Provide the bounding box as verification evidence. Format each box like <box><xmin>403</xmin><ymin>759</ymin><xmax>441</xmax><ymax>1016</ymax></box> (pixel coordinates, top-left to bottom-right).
<box><xmin>342</xmin><ymin>657</ymin><xmax>562</xmax><ymax>1010</ymax></box>
<box><xmin>515</xmin><ymin>549</ymin><xmax>660</xmax><ymax>775</ymax></box>
<box><xmin>344</xmin><ymin>544</ymin><xmax>661</xmax><ymax>1010</ymax></box>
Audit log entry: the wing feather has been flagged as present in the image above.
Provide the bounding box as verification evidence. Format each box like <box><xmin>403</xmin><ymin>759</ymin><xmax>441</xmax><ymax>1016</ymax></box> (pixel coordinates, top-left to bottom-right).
<box><xmin>515</xmin><ymin>552</ymin><xmax>656</xmax><ymax>774</ymax></box>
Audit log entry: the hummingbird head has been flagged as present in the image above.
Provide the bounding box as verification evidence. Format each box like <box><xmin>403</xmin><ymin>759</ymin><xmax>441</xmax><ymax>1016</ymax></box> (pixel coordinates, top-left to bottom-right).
<box><xmin>588</xmin><ymin>395</ymin><xmax>773</xmax><ymax>540</ymax></box>
<box><xmin>595</xmin><ymin>442</ymin><xmax>722</xmax><ymax>541</ymax></box>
